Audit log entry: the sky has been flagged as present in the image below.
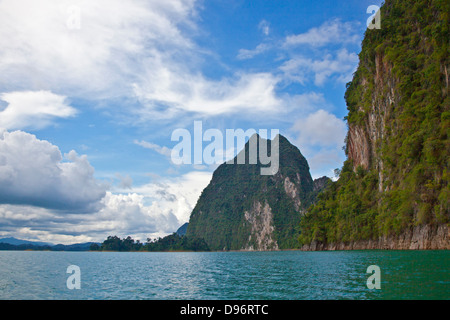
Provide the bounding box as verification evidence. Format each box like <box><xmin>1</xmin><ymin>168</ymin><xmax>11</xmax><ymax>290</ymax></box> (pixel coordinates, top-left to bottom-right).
<box><xmin>0</xmin><ymin>0</ymin><xmax>383</xmax><ymax>244</ymax></box>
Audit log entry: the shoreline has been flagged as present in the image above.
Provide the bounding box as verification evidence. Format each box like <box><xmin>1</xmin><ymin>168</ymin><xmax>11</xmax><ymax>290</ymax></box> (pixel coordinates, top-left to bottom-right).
<box><xmin>300</xmin><ymin>224</ymin><xmax>450</xmax><ymax>251</ymax></box>
<box><xmin>1</xmin><ymin>247</ymin><xmax>449</xmax><ymax>253</ymax></box>
<box><xmin>2</xmin><ymin>224</ymin><xmax>448</xmax><ymax>253</ymax></box>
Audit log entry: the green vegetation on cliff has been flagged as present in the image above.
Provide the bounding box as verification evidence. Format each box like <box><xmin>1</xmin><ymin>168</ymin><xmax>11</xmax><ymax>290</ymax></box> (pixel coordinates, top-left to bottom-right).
<box><xmin>299</xmin><ymin>0</ymin><xmax>449</xmax><ymax>246</ymax></box>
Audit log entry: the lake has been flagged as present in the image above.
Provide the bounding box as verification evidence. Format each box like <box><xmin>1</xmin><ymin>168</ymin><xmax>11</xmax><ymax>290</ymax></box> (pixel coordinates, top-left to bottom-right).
<box><xmin>0</xmin><ymin>250</ymin><xmax>448</xmax><ymax>300</ymax></box>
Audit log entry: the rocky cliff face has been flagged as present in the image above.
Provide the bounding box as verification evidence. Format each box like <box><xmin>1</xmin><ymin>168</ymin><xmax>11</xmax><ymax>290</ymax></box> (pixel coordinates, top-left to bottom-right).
<box><xmin>301</xmin><ymin>224</ymin><xmax>449</xmax><ymax>251</ymax></box>
<box><xmin>313</xmin><ymin>176</ymin><xmax>331</xmax><ymax>193</ymax></box>
<box><xmin>346</xmin><ymin>50</ymin><xmax>400</xmax><ymax>192</ymax></box>
<box><xmin>186</xmin><ymin>134</ymin><xmax>316</xmax><ymax>251</ymax></box>
<box><xmin>299</xmin><ymin>0</ymin><xmax>449</xmax><ymax>250</ymax></box>
<box><xmin>244</xmin><ymin>201</ymin><xmax>279</xmax><ymax>251</ymax></box>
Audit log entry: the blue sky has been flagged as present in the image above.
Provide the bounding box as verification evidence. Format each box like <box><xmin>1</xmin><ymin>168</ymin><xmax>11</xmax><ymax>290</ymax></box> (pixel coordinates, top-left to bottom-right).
<box><xmin>0</xmin><ymin>0</ymin><xmax>383</xmax><ymax>244</ymax></box>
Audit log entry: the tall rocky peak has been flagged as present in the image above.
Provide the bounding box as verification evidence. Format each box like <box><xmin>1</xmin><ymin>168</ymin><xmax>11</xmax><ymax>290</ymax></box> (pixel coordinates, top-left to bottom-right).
<box><xmin>299</xmin><ymin>0</ymin><xmax>449</xmax><ymax>249</ymax></box>
<box><xmin>186</xmin><ymin>134</ymin><xmax>316</xmax><ymax>251</ymax></box>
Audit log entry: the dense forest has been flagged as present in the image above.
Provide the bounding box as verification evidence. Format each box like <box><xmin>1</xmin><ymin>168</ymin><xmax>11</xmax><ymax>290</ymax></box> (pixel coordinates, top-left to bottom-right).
<box><xmin>299</xmin><ymin>0</ymin><xmax>449</xmax><ymax>246</ymax></box>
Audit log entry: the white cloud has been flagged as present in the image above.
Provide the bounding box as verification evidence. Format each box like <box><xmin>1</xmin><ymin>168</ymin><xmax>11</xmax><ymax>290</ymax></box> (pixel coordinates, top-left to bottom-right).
<box><xmin>258</xmin><ymin>20</ymin><xmax>270</xmax><ymax>36</ymax></box>
<box><xmin>237</xmin><ymin>43</ymin><xmax>271</xmax><ymax>60</ymax></box>
<box><xmin>0</xmin><ymin>170</ymin><xmax>212</xmax><ymax>244</ymax></box>
<box><xmin>235</xmin><ymin>19</ymin><xmax>361</xmax><ymax>88</ymax></box>
<box><xmin>80</xmin><ymin>171</ymin><xmax>212</xmax><ymax>241</ymax></box>
<box><xmin>236</xmin><ymin>20</ymin><xmax>271</xmax><ymax>60</ymax></box>
<box><xmin>293</xmin><ymin>109</ymin><xmax>346</xmax><ymax>148</ymax></box>
<box><xmin>0</xmin><ymin>90</ymin><xmax>77</xmax><ymax>130</ymax></box>
<box><xmin>133</xmin><ymin>69</ymin><xmax>282</xmax><ymax>117</ymax></box>
<box><xmin>0</xmin><ymin>130</ymin><xmax>107</xmax><ymax>212</ymax></box>
<box><xmin>134</xmin><ymin>139</ymin><xmax>172</xmax><ymax>157</ymax></box>
<box><xmin>131</xmin><ymin>171</ymin><xmax>212</xmax><ymax>225</ymax></box>
<box><xmin>0</xmin><ymin>0</ymin><xmax>197</xmax><ymax>98</ymax></box>
<box><xmin>284</xmin><ymin>19</ymin><xmax>360</xmax><ymax>47</ymax></box>
<box><xmin>291</xmin><ymin>109</ymin><xmax>347</xmax><ymax>179</ymax></box>
<box><xmin>280</xmin><ymin>49</ymin><xmax>359</xmax><ymax>86</ymax></box>
<box><xmin>95</xmin><ymin>192</ymin><xmax>180</xmax><ymax>239</ymax></box>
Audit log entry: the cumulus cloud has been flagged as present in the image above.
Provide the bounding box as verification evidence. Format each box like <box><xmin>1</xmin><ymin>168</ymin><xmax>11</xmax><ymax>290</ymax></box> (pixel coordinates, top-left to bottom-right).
<box><xmin>0</xmin><ymin>170</ymin><xmax>212</xmax><ymax>244</ymax></box>
<box><xmin>130</xmin><ymin>171</ymin><xmax>212</xmax><ymax>225</ymax></box>
<box><xmin>99</xmin><ymin>171</ymin><xmax>212</xmax><ymax>240</ymax></box>
<box><xmin>0</xmin><ymin>130</ymin><xmax>107</xmax><ymax>212</ymax></box>
<box><xmin>293</xmin><ymin>109</ymin><xmax>346</xmax><ymax>148</ymax></box>
<box><xmin>115</xmin><ymin>173</ymin><xmax>133</xmax><ymax>189</ymax></box>
<box><xmin>291</xmin><ymin>109</ymin><xmax>347</xmax><ymax>178</ymax></box>
<box><xmin>0</xmin><ymin>90</ymin><xmax>77</xmax><ymax>130</ymax></box>
<box><xmin>95</xmin><ymin>192</ymin><xmax>180</xmax><ymax>238</ymax></box>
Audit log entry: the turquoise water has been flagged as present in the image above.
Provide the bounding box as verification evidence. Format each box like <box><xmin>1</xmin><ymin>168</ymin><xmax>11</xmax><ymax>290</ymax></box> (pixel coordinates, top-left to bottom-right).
<box><xmin>0</xmin><ymin>250</ymin><xmax>448</xmax><ymax>300</ymax></box>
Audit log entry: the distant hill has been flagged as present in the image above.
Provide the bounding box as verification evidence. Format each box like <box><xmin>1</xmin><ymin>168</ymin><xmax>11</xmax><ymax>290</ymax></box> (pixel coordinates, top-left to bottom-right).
<box><xmin>176</xmin><ymin>223</ymin><xmax>189</xmax><ymax>236</ymax></box>
<box><xmin>51</xmin><ymin>242</ymin><xmax>100</xmax><ymax>251</ymax></box>
<box><xmin>0</xmin><ymin>237</ymin><xmax>53</xmax><ymax>246</ymax></box>
<box><xmin>0</xmin><ymin>237</ymin><xmax>100</xmax><ymax>251</ymax></box>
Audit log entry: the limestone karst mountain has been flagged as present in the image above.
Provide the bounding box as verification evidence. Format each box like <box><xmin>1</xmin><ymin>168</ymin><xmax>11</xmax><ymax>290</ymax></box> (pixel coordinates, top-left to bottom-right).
<box><xmin>186</xmin><ymin>134</ymin><xmax>329</xmax><ymax>250</ymax></box>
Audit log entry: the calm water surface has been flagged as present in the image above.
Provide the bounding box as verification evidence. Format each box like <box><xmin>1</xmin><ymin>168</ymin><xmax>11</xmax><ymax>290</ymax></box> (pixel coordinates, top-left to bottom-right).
<box><xmin>0</xmin><ymin>250</ymin><xmax>448</xmax><ymax>299</ymax></box>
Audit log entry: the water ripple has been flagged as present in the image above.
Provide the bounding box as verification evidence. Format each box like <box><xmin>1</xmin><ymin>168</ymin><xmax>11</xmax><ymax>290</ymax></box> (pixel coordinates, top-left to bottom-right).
<box><xmin>0</xmin><ymin>250</ymin><xmax>448</xmax><ymax>299</ymax></box>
